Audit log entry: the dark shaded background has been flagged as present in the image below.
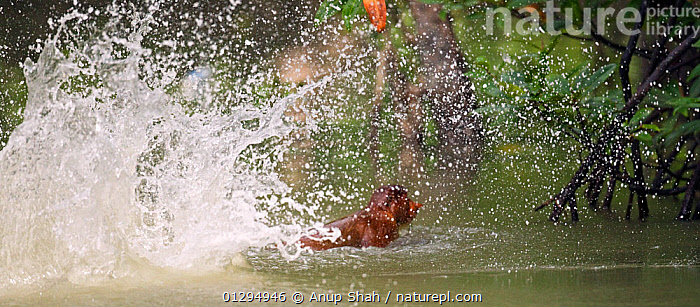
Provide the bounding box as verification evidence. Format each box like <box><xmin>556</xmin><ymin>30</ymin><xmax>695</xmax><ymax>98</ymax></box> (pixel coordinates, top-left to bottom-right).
<box><xmin>0</xmin><ymin>0</ymin><xmax>318</xmax><ymax>66</ymax></box>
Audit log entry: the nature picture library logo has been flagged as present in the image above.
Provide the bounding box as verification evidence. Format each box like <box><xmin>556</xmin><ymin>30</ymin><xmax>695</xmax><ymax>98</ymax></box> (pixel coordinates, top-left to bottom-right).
<box><xmin>486</xmin><ymin>0</ymin><xmax>700</xmax><ymax>37</ymax></box>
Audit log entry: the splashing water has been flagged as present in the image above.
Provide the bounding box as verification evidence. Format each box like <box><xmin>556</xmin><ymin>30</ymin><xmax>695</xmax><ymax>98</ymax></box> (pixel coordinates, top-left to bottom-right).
<box><xmin>0</xmin><ymin>7</ymin><xmax>345</xmax><ymax>290</ymax></box>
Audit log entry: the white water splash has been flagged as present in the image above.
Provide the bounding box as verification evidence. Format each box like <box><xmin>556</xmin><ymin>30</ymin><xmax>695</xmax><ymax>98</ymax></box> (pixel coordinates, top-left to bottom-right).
<box><xmin>0</xmin><ymin>7</ymin><xmax>343</xmax><ymax>290</ymax></box>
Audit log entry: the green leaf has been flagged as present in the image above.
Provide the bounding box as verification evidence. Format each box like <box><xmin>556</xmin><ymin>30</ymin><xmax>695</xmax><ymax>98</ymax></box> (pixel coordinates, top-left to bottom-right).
<box><xmin>663</xmin><ymin>120</ymin><xmax>700</xmax><ymax>148</ymax></box>
<box><xmin>665</xmin><ymin>97</ymin><xmax>700</xmax><ymax>117</ymax></box>
<box><xmin>541</xmin><ymin>36</ymin><xmax>560</xmax><ymax>56</ymax></box>
<box><xmin>507</xmin><ymin>0</ymin><xmax>535</xmax><ymax>9</ymax></box>
<box><xmin>565</xmin><ymin>62</ymin><xmax>589</xmax><ymax>79</ymax></box>
<box><xmin>545</xmin><ymin>74</ymin><xmax>571</xmax><ymax>95</ymax></box>
<box><xmin>475</xmin><ymin>103</ymin><xmax>521</xmax><ymax>126</ymax></box>
<box><xmin>691</xmin><ymin>78</ymin><xmax>700</xmax><ymax>98</ymax></box>
<box><xmin>499</xmin><ymin>72</ymin><xmax>529</xmax><ymax>96</ymax></box>
<box><xmin>551</xmin><ymin>19</ymin><xmax>567</xmax><ymax>31</ymax></box>
<box><xmin>561</xmin><ymin>0</ymin><xmax>583</xmax><ymax>25</ymax></box>
<box><xmin>594</xmin><ymin>0</ymin><xmax>616</xmax><ymax>8</ymax></box>
<box><xmin>627</xmin><ymin>0</ymin><xmax>642</xmax><ymax>10</ymax></box>
<box><xmin>634</xmin><ymin>131</ymin><xmax>653</xmax><ymax>145</ymax></box>
<box><xmin>315</xmin><ymin>0</ymin><xmax>344</xmax><ymax>26</ymax></box>
<box><xmin>445</xmin><ymin>3</ymin><xmax>466</xmax><ymax>11</ymax></box>
<box><xmin>466</xmin><ymin>11</ymin><xmax>485</xmax><ymax>19</ymax></box>
<box><xmin>474</xmin><ymin>56</ymin><xmax>489</xmax><ymax>66</ymax></box>
<box><xmin>678</xmin><ymin>120</ymin><xmax>700</xmax><ymax>135</ymax></box>
<box><xmin>688</xmin><ymin>65</ymin><xmax>700</xmax><ymax>81</ymax></box>
<box><xmin>629</xmin><ymin>107</ymin><xmax>653</xmax><ymax>126</ymax></box>
<box><xmin>583</xmin><ymin>96</ymin><xmax>615</xmax><ymax>111</ymax></box>
<box><xmin>466</xmin><ymin>70</ymin><xmax>504</xmax><ymax>98</ymax></box>
<box><xmin>604</xmin><ymin>88</ymin><xmax>625</xmax><ymax>104</ymax></box>
<box><xmin>641</xmin><ymin>124</ymin><xmax>660</xmax><ymax>132</ymax></box>
<box><xmin>574</xmin><ymin>64</ymin><xmax>617</xmax><ymax>99</ymax></box>
<box><xmin>416</xmin><ymin>0</ymin><xmax>449</xmax><ymax>4</ymax></box>
<box><xmin>475</xmin><ymin>103</ymin><xmax>518</xmax><ymax>115</ymax></box>
<box><xmin>342</xmin><ymin>0</ymin><xmax>363</xmax><ymax>31</ymax></box>
<box><xmin>439</xmin><ymin>9</ymin><xmax>448</xmax><ymax>21</ymax></box>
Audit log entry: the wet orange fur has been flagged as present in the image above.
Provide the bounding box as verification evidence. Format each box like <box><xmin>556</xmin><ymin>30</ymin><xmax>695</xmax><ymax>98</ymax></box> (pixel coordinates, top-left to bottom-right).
<box><xmin>298</xmin><ymin>185</ymin><xmax>422</xmax><ymax>250</ymax></box>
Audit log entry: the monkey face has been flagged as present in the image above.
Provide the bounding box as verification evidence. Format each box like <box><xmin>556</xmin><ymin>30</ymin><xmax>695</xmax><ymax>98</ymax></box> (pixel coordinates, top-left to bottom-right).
<box><xmin>369</xmin><ymin>185</ymin><xmax>423</xmax><ymax>226</ymax></box>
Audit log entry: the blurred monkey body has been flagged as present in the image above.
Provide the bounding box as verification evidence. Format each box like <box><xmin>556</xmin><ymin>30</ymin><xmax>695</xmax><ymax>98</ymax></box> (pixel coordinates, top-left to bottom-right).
<box><xmin>298</xmin><ymin>185</ymin><xmax>423</xmax><ymax>250</ymax></box>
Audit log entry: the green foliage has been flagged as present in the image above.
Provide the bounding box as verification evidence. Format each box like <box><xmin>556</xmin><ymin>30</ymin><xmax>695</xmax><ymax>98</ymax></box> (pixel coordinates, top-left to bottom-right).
<box><xmin>627</xmin><ymin>78</ymin><xmax>700</xmax><ymax>149</ymax></box>
<box><xmin>636</xmin><ymin>40</ymin><xmax>700</xmax><ymax>148</ymax></box>
<box><xmin>342</xmin><ymin>0</ymin><xmax>364</xmax><ymax>30</ymax></box>
<box><xmin>561</xmin><ymin>0</ymin><xmax>583</xmax><ymax>24</ymax></box>
<box><xmin>666</xmin><ymin>97</ymin><xmax>700</xmax><ymax>118</ymax></box>
<box><xmin>315</xmin><ymin>0</ymin><xmax>366</xmax><ymax>31</ymax></box>
<box><xmin>468</xmin><ymin>0</ymin><xmax>700</xmax><ymax>156</ymax></box>
<box><xmin>312</xmin><ymin>0</ymin><xmax>700</xmax><ymax>185</ymax></box>
<box><xmin>0</xmin><ymin>64</ymin><xmax>27</xmax><ymax>150</ymax></box>
<box><xmin>416</xmin><ymin>0</ymin><xmax>485</xmax><ymax>19</ymax></box>
<box><xmin>315</xmin><ymin>0</ymin><xmax>344</xmax><ymax>26</ymax></box>
<box><xmin>505</xmin><ymin>0</ymin><xmax>535</xmax><ymax>9</ymax></box>
<box><xmin>690</xmin><ymin>63</ymin><xmax>700</xmax><ymax>99</ymax></box>
<box><xmin>314</xmin><ymin>0</ymin><xmax>527</xmax><ymax>30</ymax></box>
<box><xmin>471</xmin><ymin>37</ymin><xmax>619</xmax><ymax>144</ymax></box>
<box><xmin>389</xmin><ymin>26</ymin><xmax>420</xmax><ymax>82</ymax></box>
<box><xmin>59</xmin><ymin>71</ymin><xmax>104</xmax><ymax>98</ymax></box>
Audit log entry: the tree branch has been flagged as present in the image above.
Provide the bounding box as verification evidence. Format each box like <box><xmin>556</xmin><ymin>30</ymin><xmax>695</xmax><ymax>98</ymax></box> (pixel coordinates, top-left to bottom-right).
<box><xmin>619</xmin><ymin>0</ymin><xmax>649</xmax><ymax>220</ymax></box>
<box><xmin>538</xmin><ymin>25</ymin><xmax>700</xmax><ymax>222</ymax></box>
<box><xmin>561</xmin><ymin>31</ymin><xmax>654</xmax><ymax>60</ymax></box>
<box><xmin>621</xmin><ymin>31</ymin><xmax>700</xmax><ymax>118</ymax></box>
<box><xmin>648</xmin><ymin>0</ymin><xmax>687</xmax><ymax>72</ymax></box>
<box><xmin>620</xmin><ymin>0</ymin><xmax>649</xmax><ymax>103</ymax></box>
<box><xmin>677</xmin><ymin>161</ymin><xmax>700</xmax><ymax>220</ymax></box>
<box><xmin>631</xmin><ymin>139</ymin><xmax>649</xmax><ymax>219</ymax></box>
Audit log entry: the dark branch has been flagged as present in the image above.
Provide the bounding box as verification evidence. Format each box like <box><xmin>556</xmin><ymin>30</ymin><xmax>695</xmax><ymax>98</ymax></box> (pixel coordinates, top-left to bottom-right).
<box><xmin>631</xmin><ymin>139</ymin><xmax>649</xmax><ymax>219</ymax></box>
<box><xmin>668</xmin><ymin>55</ymin><xmax>700</xmax><ymax>73</ymax></box>
<box><xmin>648</xmin><ymin>0</ymin><xmax>687</xmax><ymax>72</ymax></box>
<box><xmin>620</xmin><ymin>0</ymin><xmax>649</xmax><ymax>103</ymax></box>
<box><xmin>678</xmin><ymin>162</ymin><xmax>700</xmax><ymax>220</ymax></box>
<box><xmin>620</xmin><ymin>1</ymin><xmax>650</xmax><ymax>220</ymax></box>
<box><xmin>536</xmin><ymin>3</ymin><xmax>700</xmax><ymax>222</ymax></box>
<box><xmin>620</xmin><ymin>30</ymin><xmax>700</xmax><ymax>119</ymax></box>
<box><xmin>561</xmin><ymin>31</ymin><xmax>654</xmax><ymax>60</ymax></box>
<box><xmin>534</xmin><ymin>196</ymin><xmax>556</xmax><ymax>212</ymax></box>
